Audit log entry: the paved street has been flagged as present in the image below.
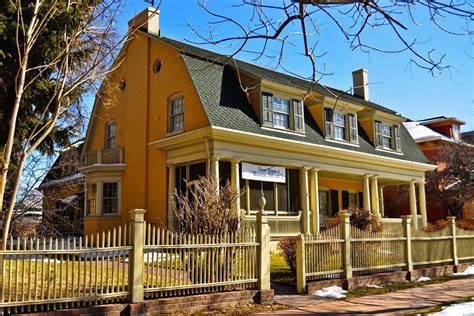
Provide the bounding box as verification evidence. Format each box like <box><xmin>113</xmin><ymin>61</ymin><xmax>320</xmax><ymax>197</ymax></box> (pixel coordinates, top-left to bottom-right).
<box><xmin>258</xmin><ymin>277</ymin><xmax>474</xmax><ymax>315</ymax></box>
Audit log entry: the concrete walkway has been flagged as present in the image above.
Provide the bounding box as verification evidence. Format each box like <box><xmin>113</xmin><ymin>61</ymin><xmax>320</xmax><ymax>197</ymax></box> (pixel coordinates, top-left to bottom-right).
<box><xmin>261</xmin><ymin>277</ymin><xmax>474</xmax><ymax>315</ymax></box>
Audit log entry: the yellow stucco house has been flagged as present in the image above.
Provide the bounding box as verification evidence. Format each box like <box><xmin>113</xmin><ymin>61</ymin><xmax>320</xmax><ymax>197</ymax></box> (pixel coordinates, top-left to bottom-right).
<box><xmin>80</xmin><ymin>9</ymin><xmax>435</xmax><ymax>237</ymax></box>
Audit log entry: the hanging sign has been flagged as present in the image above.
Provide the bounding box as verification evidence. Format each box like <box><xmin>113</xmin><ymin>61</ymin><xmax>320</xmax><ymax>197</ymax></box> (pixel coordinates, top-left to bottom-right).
<box><xmin>241</xmin><ymin>163</ymin><xmax>286</xmax><ymax>183</ymax></box>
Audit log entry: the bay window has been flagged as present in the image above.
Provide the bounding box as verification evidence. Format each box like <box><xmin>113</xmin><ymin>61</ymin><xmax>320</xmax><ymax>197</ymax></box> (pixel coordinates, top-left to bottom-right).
<box><xmin>102</xmin><ymin>182</ymin><xmax>119</xmax><ymax>214</ymax></box>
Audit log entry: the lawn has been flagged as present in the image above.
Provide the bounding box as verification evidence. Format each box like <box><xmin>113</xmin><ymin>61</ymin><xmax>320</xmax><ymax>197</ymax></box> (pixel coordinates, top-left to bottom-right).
<box><xmin>270</xmin><ymin>253</ymin><xmax>295</xmax><ymax>284</ymax></box>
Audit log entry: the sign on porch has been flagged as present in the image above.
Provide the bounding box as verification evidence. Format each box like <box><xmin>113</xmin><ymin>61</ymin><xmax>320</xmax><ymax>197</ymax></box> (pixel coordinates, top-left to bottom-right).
<box><xmin>241</xmin><ymin>163</ymin><xmax>286</xmax><ymax>183</ymax></box>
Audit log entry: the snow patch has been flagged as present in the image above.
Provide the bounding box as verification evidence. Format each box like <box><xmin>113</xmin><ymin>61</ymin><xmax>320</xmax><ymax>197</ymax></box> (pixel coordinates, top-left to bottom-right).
<box><xmin>417</xmin><ymin>276</ymin><xmax>431</xmax><ymax>282</ymax></box>
<box><xmin>435</xmin><ymin>299</ymin><xmax>474</xmax><ymax>315</ymax></box>
<box><xmin>453</xmin><ymin>266</ymin><xmax>474</xmax><ymax>277</ymax></box>
<box><xmin>313</xmin><ymin>286</ymin><xmax>347</xmax><ymax>299</ymax></box>
<box><xmin>367</xmin><ymin>284</ymin><xmax>382</xmax><ymax>289</ymax></box>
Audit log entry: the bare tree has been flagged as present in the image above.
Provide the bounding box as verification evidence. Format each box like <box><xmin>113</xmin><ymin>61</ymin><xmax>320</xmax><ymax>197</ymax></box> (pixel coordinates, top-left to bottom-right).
<box><xmin>189</xmin><ymin>0</ymin><xmax>473</xmax><ymax>98</ymax></box>
<box><xmin>426</xmin><ymin>142</ymin><xmax>474</xmax><ymax>218</ymax></box>
<box><xmin>0</xmin><ymin>1</ymin><xmax>160</xmax><ymax>248</ymax></box>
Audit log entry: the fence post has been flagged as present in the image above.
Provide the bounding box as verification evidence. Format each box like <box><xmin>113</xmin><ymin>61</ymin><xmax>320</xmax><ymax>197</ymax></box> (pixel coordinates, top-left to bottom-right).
<box><xmin>402</xmin><ymin>215</ymin><xmax>413</xmax><ymax>280</ymax></box>
<box><xmin>296</xmin><ymin>234</ymin><xmax>306</xmax><ymax>294</ymax></box>
<box><xmin>129</xmin><ymin>208</ymin><xmax>146</xmax><ymax>303</ymax></box>
<box><xmin>340</xmin><ymin>211</ymin><xmax>352</xmax><ymax>280</ymax></box>
<box><xmin>256</xmin><ymin>210</ymin><xmax>270</xmax><ymax>290</ymax></box>
<box><xmin>447</xmin><ymin>216</ymin><xmax>459</xmax><ymax>268</ymax></box>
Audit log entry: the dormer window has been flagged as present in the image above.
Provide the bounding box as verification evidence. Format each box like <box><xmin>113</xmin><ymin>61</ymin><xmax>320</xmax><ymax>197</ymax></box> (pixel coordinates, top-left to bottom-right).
<box><xmin>375</xmin><ymin>121</ymin><xmax>401</xmax><ymax>151</ymax></box>
<box><xmin>324</xmin><ymin>107</ymin><xmax>358</xmax><ymax>144</ymax></box>
<box><xmin>261</xmin><ymin>92</ymin><xmax>304</xmax><ymax>133</ymax></box>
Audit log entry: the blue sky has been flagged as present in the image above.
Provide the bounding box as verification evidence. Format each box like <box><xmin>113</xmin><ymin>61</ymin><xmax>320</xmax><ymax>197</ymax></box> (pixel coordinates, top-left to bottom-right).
<box><xmin>110</xmin><ymin>1</ymin><xmax>473</xmax><ymax>131</ymax></box>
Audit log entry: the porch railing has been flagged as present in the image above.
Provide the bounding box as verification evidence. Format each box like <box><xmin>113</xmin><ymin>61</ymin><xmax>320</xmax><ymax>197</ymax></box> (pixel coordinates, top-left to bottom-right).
<box><xmin>240</xmin><ymin>211</ymin><xmax>302</xmax><ymax>236</ymax></box>
<box><xmin>85</xmin><ymin>148</ymin><xmax>124</xmax><ymax>166</ymax></box>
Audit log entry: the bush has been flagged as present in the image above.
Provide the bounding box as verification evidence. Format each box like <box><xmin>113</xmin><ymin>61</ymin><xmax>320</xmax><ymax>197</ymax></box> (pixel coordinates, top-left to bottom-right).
<box><xmin>277</xmin><ymin>237</ymin><xmax>297</xmax><ymax>273</ymax></box>
<box><xmin>456</xmin><ymin>219</ymin><xmax>474</xmax><ymax>230</ymax></box>
<box><xmin>423</xmin><ymin>219</ymin><xmax>448</xmax><ymax>232</ymax></box>
<box><xmin>328</xmin><ymin>206</ymin><xmax>383</xmax><ymax>232</ymax></box>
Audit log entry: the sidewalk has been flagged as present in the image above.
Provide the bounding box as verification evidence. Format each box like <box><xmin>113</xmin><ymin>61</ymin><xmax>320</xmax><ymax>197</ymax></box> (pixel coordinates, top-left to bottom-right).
<box><xmin>261</xmin><ymin>277</ymin><xmax>474</xmax><ymax>315</ymax></box>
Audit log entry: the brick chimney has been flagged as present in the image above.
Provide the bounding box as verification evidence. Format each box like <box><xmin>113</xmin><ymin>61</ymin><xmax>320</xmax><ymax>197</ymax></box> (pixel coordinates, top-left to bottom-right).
<box><xmin>352</xmin><ymin>69</ymin><xmax>369</xmax><ymax>101</ymax></box>
<box><xmin>128</xmin><ymin>7</ymin><xmax>160</xmax><ymax>36</ymax></box>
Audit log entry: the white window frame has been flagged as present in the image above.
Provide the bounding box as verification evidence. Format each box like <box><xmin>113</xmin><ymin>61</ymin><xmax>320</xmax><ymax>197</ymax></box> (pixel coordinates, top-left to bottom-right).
<box><xmin>333</xmin><ymin>112</ymin><xmax>346</xmax><ymax>141</ymax></box>
<box><xmin>168</xmin><ymin>94</ymin><xmax>184</xmax><ymax>134</ymax></box>
<box><xmin>84</xmin><ymin>177</ymin><xmax>122</xmax><ymax>217</ymax></box>
<box><xmin>272</xmin><ymin>97</ymin><xmax>291</xmax><ymax>129</ymax></box>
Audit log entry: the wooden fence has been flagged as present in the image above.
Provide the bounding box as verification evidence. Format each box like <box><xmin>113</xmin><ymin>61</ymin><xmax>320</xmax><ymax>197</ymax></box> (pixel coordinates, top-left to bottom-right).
<box><xmin>0</xmin><ymin>209</ymin><xmax>270</xmax><ymax>313</ymax></box>
<box><xmin>297</xmin><ymin>214</ymin><xmax>474</xmax><ymax>293</ymax></box>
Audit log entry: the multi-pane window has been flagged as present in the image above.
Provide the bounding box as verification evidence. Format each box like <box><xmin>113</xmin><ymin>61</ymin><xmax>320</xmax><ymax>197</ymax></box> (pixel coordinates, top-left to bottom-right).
<box><xmin>375</xmin><ymin>121</ymin><xmax>401</xmax><ymax>151</ymax></box>
<box><xmin>319</xmin><ymin>190</ymin><xmax>330</xmax><ymax>216</ymax></box>
<box><xmin>86</xmin><ymin>183</ymin><xmax>97</xmax><ymax>215</ymax></box>
<box><xmin>261</xmin><ymin>93</ymin><xmax>305</xmax><ymax>133</ymax></box>
<box><xmin>348</xmin><ymin>192</ymin><xmax>358</xmax><ymax>208</ymax></box>
<box><xmin>272</xmin><ymin>98</ymin><xmax>290</xmax><ymax>128</ymax></box>
<box><xmin>102</xmin><ymin>182</ymin><xmax>118</xmax><ymax>214</ymax></box>
<box><xmin>324</xmin><ymin>108</ymin><xmax>358</xmax><ymax>143</ymax></box>
<box><xmin>105</xmin><ymin>121</ymin><xmax>116</xmax><ymax>149</ymax></box>
<box><xmin>382</xmin><ymin>124</ymin><xmax>392</xmax><ymax>149</ymax></box>
<box><xmin>169</xmin><ymin>96</ymin><xmax>184</xmax><ymax>133</ymax></box>
<box><xmin>333</xmin><ymin>112</ymin><xmax>346</xmax><ymax>140</ymax></box>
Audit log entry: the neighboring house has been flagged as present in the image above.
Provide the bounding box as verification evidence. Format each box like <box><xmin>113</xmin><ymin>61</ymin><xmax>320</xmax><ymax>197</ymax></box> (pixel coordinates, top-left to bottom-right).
<box><xmin>80</xmin><ymin>9</ymin><xmax>435</xmax><ymax>237</ymax></box>
<box><xmin>38</xmin><ymin>140</ymin><xmax>85</xmax><ymax>236</ymax></box>
<box><xmin>391</xmin><ymin>117</ymin><xmax>473</xmax><ymax>221</ymax></box>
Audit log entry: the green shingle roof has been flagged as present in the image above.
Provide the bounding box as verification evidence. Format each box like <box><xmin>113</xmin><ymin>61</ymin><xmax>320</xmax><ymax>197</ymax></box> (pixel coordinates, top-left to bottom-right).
<box><xmin>155</xmin><ymin>35</ymin><xmax>427</xmax><ymax>164</ymax></box>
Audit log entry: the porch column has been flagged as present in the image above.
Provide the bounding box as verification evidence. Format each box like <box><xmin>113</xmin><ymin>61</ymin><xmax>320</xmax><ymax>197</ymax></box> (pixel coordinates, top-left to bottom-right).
<box><xmin>300</xmin><ymin>167</ymin><xmax>310</xmax><ymax>234</ymax></box>
<box><xmin>363</xmin><ymin>174</ymin><xmax>371</xmax><ymax>211</ymax></box>
<box><xmin>310</xmin><ymin>168</ymin><xmax>320</xmax><ymax>234</ymax></box>
<box><xmin>210</xmin><ymin>156</ymin><xmax>220</xmax><ymax>193</ymax></box>
<box><xmin>370</xmin><ymin>176</ymin><xmax>380</xmax><ymax>216</ymax></box>
<box><xmin>231</xmin><ymin>159</ymin><xmax>241</xmax><ymax>218</ymax></box>
<box><xmin>409</xmin><ymin>181</ymin><xmax>418</xmax><ymax>229</ymax></box>
<box><xmin>379</xmin><ymin>185</ymin><xmax>385</xmax><ymax>217</ymax></box>
<box><xmin>167</xmin><ymin>164</ymin><xmax>176</xmax><ymax>229</ymax></box>
<box><xmin>417</xmin><ymin>181</ymin><xmax>428</xmax><ymax>228</ymax></box>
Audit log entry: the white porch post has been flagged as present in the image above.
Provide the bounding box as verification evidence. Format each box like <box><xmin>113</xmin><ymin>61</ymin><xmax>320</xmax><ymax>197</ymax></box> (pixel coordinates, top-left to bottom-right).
<box><xmin>363</xmin><ymin>174</ymin><xmax>371</xmax><ymax>211</ymax></box>
<box><xmin>370</xmin><ymin>176</ymin><xmax>380</xmax><ymax>216</ymax></box>
<box><xmin>167</xmin><ymin>164</ymin><xmax>176</xmax><ymax>229</ymax></box>
<box><xmin>409</xmin><ymin>181</ymin><xmax>418</xmax><ymax>229</ymax></box>
<box><xmin>379</xmin><ymin>185</ymin><xmax>385</xmax><ymax>217</ymax></box>
<box><xmin>418</xmin><ymin>181</ymin><xmax>428</xmax><ymax>228</ymax></box>
<box><xmin>300</xmin><ymin>167</ymin><xmax>310</xmax><ymax>234</ymax></box>
<box><xmin>210</xmin><ymin>156</ymin><xmax>220</xmax><ymax>193</ymax></box>
<box><xmin>231</xmin><ymin>159</ymin><xmax>241</xmax><ymax>217</ymax></box>
<box><xmin>310</xmin><ymin>168</ymin><xmax>320</xmax><ymax>234</ymax></box>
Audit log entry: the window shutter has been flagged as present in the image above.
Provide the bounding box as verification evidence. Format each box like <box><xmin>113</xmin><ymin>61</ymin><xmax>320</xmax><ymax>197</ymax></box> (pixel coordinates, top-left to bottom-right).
<box><xmin>342</xmin><ymin>191</ymin><xmax>349</xmax><ymax>209</ymax></box>
<box><xmin>324</xmin><ymin>108</ymin><xmax>334</xmax><ymax>138</ymax></box>
<box><xmin>358</xmin><ymin>192</ymin><xmax>363</xmax><ymax>209</ymax></box>
<box><xmin>374</xmin><ymin>120</ymin><xmax>383</xmax><ymax>147</ymax></box>
<box><xmin>292</xmin><ymin>99</ymin><xmax>305</xmax><ymax>133</ymax></box>
<box><xmin>348</xmin><ymin>113</ymin><xmax>358</xmax><ymax>143</ymax></box>
<box><xmin>330</xmin><ymin>189</ymin><xmax>339</xmax><ymax>216</ymax></box>
<box><xmin>393</xmin><ymin>125</ymin><xmax>401</xmax><ymax>151</ymax></box>
<box><xmin>261</xmin><ymin>92</ymin><xmax>273</xmax><ymax>127</ymax></box>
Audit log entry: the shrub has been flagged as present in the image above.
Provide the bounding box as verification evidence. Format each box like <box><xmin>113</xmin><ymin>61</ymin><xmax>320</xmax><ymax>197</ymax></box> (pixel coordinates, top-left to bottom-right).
<box><xmin>173</xmin><ymin>176</ymin><xmax>239</xmax><ymax>235</ymax></box>
<box><xmin>277</xmin><ymin>237</ymin><xmax>297</xmax><ymax>273</ymax></box>
<box><xmin>327</xmin><ymin>206</ymin><xmax>383</xmax><ymax>232</ymax></box>
<box><xmin>456</xmin><ymin>219</ymin><xmax>474</xmax><ymax>230</ymax></box>
<box><xmin>423</xmin><ymin>219</ymin><xmax>448</xmax><ymax>232</ymax></box>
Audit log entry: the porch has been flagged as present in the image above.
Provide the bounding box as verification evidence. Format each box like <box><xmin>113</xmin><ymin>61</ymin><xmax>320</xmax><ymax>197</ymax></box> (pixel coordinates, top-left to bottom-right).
<box><xmin>151</xmin><ymin>127</ymin><xmax>432</xmax><ymax>236</ymax></box>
